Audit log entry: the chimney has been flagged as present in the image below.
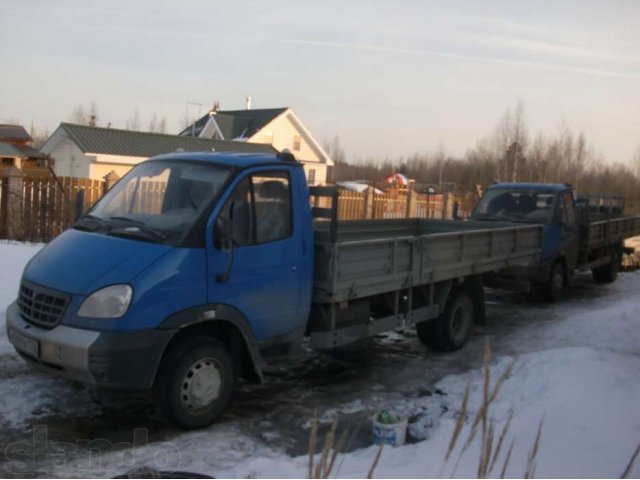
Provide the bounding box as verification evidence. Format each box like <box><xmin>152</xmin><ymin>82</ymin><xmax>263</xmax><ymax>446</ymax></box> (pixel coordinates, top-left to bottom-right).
<box><xmin>89</xmin><ymin>115</ymin><xmax>96</xmax><ymax>127</ymax></box>
<box><xmin>210</xmin><ymin>101</ymin><xmax>220</xmax><ymax>114</ymax></box>
<box><xmin>245</xmin><ymin>96</ymin><xmax>252</xmax><ymax>110</ymax></box>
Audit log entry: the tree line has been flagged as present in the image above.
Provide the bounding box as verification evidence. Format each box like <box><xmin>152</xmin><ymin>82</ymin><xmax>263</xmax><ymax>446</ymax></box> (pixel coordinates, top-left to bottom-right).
<box><xmin>68</xmin><ymin>102</ymin><xmax>169</xmax><ymax>134</ymax></box>
<box><xmin>327</xmin><ymin>103</ymin><xmax>640</xmax><ymax>213</ymax></box>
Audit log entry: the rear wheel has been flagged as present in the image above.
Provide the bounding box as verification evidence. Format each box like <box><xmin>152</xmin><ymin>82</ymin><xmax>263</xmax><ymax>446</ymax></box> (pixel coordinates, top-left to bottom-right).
<box><xmin>158</xmin><ymin>337</ymin><xmax>235</xmax><ymax>430</ymax></box>
<box><xmin>592</xmin><ymin>249</ymin><xmax>620</xmax><ymax>284</ymax></box>
<box><xmin>542</xmin><ymin>261</ymin><xmax>565</xmax><ymax>302</ymax></box>
<box><xmin>417</xmin><ymin>289</ymin><xmax>474</xmax><ymax>352</ymax></box>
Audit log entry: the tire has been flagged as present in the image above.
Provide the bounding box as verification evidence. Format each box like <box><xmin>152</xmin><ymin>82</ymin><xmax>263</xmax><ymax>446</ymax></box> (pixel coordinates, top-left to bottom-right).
<box><xmin>158</xmin><ymin>337</ymin><xmax>235</xmax><ymax>430</ymax></box>
<box><xmin>542</xmin><ymin>261</ymin><xmax>565</xmax><ymax>302</ymax></box>
<box><xmin>592</xmin><ymin>249</ymin><xmax>620</xmax><ymax>284</ymax></box>
<box><xmin>417</xmin><ymin>289</ymin><xmax>474</xmax><ymax>352</ymax></box>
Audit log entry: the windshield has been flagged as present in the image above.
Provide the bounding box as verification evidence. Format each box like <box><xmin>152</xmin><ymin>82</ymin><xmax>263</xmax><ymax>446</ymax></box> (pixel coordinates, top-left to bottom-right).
<box><xmin>472</xmin><ymin>189</ymin><xmax>556</xmax><ymax>224</ymax></box>
<box><xmin>75</xmin><ymin>160</ymin><xmax>232</xmax><ymax>244</ymax></box>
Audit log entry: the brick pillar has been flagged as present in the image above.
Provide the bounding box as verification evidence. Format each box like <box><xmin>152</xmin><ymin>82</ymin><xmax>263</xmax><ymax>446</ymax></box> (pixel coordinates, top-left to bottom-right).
<box><xmin>103</xmin><ymin>171</ymin><xmax>120</xmax><ymax>195</ymax></box>
<box><xmin>3</xmin><ymin>167</ymin><xmax>24</xmax><ymax>239</ymax></box>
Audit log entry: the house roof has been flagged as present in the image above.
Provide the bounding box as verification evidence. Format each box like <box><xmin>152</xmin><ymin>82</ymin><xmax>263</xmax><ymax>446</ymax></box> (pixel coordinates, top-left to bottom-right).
<box><xmin>0</xmin><ymin>142</ymin><xmax>46</xmax><ymax>158</ymax></box>
<box><xmin>0</xmin><ymin>124</ymin><xmax>32</xmax><ymax>143</ymax></box>
<box><xmin>57</xmin><ymin>123</ymin><xmax>277</xmax><ymax>158</ymax></box>
<box><xmin>179</xmin><ymin>108</ymin><xmax>287</xmax><ymax>140</ymax></box>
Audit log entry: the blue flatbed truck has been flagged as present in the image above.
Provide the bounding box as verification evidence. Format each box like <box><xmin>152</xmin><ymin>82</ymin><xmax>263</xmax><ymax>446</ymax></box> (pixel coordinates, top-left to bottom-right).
<box><xmin>6</xmin><ymin>152</ymin><xmax>541</xmax><ymax>429</ymax></box>
<box><xmin>471</xmin><ymin>182</ymin><xmax>640</xmax><ymax>300</ymax></box>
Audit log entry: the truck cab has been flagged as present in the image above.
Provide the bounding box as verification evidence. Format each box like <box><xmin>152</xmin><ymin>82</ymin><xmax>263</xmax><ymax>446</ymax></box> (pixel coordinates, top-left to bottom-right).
<box><xmin>6</xmin><ymin>152</ymin><xmax>313</xmax><ymax>429</ymax></box>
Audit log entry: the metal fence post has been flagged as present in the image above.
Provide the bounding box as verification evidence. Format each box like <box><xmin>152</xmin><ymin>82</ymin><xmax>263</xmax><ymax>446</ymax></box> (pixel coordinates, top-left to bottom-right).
<box><xmin>74</xmin><ymin>189</ymin><xmax>86</xmax><ymax>221</ymax></box>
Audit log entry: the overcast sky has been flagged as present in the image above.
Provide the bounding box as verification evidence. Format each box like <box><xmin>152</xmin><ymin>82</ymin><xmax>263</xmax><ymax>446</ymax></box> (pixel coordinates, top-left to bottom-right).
<box><xmin>1</xmin><ymin>0</ymin><xmax>638</xmax><ymax>163</ymax></box>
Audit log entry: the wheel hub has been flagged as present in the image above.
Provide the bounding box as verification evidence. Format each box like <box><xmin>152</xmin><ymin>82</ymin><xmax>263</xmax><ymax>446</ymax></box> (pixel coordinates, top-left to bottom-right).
<box><xmin>181</xmin><ymin>358</ymin><xmax>222</xmax><ymax>411</ymax></box>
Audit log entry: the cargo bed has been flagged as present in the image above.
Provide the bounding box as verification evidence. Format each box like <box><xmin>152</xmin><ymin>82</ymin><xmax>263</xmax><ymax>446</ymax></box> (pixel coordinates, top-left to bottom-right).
<box><xmin>313</xmin><ymin>218</ymin><xmax>542</xmax><ymax>303</ymax></box>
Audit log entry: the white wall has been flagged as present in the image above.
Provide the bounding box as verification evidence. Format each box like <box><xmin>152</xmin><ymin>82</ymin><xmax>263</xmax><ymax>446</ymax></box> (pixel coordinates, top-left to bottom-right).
<box><xmin>40</xmin><ymin>130</ymin><xmax>92</xmax><ymax>178</ymax></box>
<box><xmin>247</xmin><ymin>110</ymin><xmax>331</xmax><ymax>184</ymax></box>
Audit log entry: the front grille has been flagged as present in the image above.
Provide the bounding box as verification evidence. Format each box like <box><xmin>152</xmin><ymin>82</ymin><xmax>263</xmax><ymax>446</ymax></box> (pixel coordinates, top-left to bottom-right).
<box><xmin>17</xmin><ymin>280</ymin><xmax>70</xmax><ymax>329</ymax></box>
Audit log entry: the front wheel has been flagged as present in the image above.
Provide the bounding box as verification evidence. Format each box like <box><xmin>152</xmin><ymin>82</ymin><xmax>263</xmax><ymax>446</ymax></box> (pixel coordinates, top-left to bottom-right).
<box><xmin>158</xmin><ymin>337</ymin><xmax>235</xmax><ymax>430</ymax></box>
<box><xmin>417</xmin><ymin>289</ymin><xmax>474</xmax><ymax>352</ymax></box>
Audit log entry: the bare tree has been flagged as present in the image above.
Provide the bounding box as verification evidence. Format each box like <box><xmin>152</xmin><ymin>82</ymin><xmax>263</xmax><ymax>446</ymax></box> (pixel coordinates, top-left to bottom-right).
<box><xmin>633</xmin><ymin>146</ymin><xmax>640</xmax><ymax>179</ymax></box>
<box><xmin>148</xmin><ymin>112</ymin><xmax>158</xmax><ymax>132</ymax></box>
<box><xmin>510</xmin><ymin>102</ymin><xmax>528</xmax><ymax>181</ymax></box>
<box><xmin>573</xmin><ymin>132</ymin><xmax>588</xmax><ymax>190</ymax></box>
<box><xmin>88</xmin><ymin>101</ymin><xmax>99</xmax><ymax>126</ymax></box>
<box><xmin>157</xmin><ymin>116</ymin><xmax>167</xmax><ymax>134</ymax></box>
<box><xmin>323</xmin><ymin>134</ymin><xmax>346</xmax><ymax>165</ymax></box>
<box><xmin>70</xmin><ymin>105</ymin><xmax>88</xmax><ymax>124</ymax></box>
<box><xmin>69</xmin><ymin>102</ymin><xmax>99</xmax><ymax>125</ymax></box>
<box><xmin>29</xmin><ymin>126</ymin><xmax>50</xmax><ymax>149</ymax></box>
<box><xmin>126</xmin><ymin>109</ymin><xmax>141</xmax><ymax>131</ymax></box>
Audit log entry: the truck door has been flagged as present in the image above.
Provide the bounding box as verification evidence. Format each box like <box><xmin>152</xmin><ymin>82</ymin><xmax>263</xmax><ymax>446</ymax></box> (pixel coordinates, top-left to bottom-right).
<box><xmin>557</xmin><ymin>191</ymin><xmax>580</xmax><ymax>269</ymax></box>
<box><xmin>206</xmin><ymin>169</ymin><xmax>305</xmax><ymax>340</ymax></box>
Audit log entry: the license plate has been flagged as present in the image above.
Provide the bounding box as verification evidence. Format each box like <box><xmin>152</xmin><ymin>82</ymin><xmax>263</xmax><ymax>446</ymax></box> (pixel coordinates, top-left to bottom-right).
<box><xmin>8</xmin><ymin>328</ymin><xmax>39</xmax><ymax>358</ymax></box>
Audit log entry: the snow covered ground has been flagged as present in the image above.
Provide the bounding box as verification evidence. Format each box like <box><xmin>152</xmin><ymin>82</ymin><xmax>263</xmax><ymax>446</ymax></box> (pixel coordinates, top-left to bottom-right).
<box><xmin>0</xmin><ymin>241</ymin><xmax>639</xmax><ymax>478</ymax></box>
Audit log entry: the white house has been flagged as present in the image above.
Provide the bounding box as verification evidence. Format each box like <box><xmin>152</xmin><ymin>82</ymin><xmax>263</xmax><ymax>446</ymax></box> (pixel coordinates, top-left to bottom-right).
<box><xmin>40</xmin><ymin>123</ymin><xmax>277</xmax><ymax>180</ymax></box>
<box><xmin>180</xmin><ymin>105</ymin><xmax>333</xmax><ymax>185</ymax></box>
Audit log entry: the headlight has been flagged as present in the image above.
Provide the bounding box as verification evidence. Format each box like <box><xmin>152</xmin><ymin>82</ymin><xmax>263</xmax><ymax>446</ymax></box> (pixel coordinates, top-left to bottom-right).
<box><xmin>78</xmin><ymin>284</ymin><xmax>133</xmax><ymax>318</ymax></box>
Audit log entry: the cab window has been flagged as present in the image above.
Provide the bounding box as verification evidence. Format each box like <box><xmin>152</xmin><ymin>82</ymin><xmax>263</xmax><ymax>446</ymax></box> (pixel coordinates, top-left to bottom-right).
<box><xmin>215</xmin><ymin>171</ymin><xmax>292</xmax><ymax>247</ymax></box>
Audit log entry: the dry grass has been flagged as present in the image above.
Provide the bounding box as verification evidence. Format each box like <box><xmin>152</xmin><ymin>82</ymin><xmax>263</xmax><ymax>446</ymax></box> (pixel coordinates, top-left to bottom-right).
<box><xmin>446</xmin><ymin>339</ymin><xmax>518</xmax><ymax>478</ymax></box>
<box><xmin>305</xmin><ymin>337</ymin><xmax>640</xmax><ymax>479</ymax></box>
<box><xmin>307</xmin><ymin>415</ymin><xmax>382</xmax><ymax>479</ymax></box>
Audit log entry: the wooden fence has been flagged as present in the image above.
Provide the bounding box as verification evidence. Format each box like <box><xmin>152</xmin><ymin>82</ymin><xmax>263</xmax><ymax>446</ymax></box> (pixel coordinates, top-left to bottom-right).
<box><xmin>337</xmin><ymin>188</ymin><xmax>467</xmax><ymax>221</ymax></box>
<box><xmin>0</xmin><ymin>171</ymin><xmax>105</xmax><ymax>242</ymax></box>
<box><xmin>0</xmin><ymin>170</ymin><xmax>469</xmax><ymax>243</ymax></box>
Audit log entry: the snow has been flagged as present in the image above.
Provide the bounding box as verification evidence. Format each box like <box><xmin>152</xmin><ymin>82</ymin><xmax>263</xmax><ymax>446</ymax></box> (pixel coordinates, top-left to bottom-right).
<box><xmin>0</xmin><ymin>241</ymin><xmax>43</xmax><ymax>356</ymax></box>
<box><xmin>0</xmin><ymin>241</ymin><xmax>639</xmax><ymax>478</ymax></box>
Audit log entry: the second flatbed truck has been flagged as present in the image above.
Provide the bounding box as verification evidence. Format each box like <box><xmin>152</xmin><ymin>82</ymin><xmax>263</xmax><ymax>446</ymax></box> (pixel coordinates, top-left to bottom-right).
<box><xmin>471</xmin><ymin>182</ymin><xmax>640</xmax><ymax>300</ymax></box>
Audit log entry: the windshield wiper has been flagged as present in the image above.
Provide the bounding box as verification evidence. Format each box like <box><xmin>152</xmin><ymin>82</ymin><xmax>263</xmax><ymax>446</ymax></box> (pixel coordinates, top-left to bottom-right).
<box><xmin>110</xmin><ymin>216</ymin><xmax>145</xmax><ymax>225</ymax></box>
<box><xmin>108</xmin><ymin>217</ymin><xmax>166</xmax><ymax>242</ymax></box>
<box><xmin>73</xmin><ymin>214</ymin><xmax>110</xmax><ymax>232</ymax></box>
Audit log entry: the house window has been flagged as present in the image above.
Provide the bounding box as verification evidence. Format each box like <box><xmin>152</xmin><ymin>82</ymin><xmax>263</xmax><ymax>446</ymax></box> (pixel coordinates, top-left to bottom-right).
<box><xmin>308</xmin><ymin>168</ymin><xmax>316</xmax><ymax>185</ymax></box>
<box><xmin>293</xmin><ymin>135</ymin><xmax>301</xmax><ymax>151</ymax></box>
<box><xmin>2</xmin><ymin>158</ymin><xmax>15</xmax><ymax>167</ymax></box>
<box><xmin>263</xmin><ymin>132</ymin><xmax>273</xmax><ymax>144</ymax></box>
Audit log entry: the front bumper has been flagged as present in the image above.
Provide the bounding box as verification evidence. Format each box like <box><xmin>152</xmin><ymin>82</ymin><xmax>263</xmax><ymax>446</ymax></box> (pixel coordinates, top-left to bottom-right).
<box><xmin>6</xmin><ymin>302</ymin><xmax>174</xmax><ymax>390</ymax></box>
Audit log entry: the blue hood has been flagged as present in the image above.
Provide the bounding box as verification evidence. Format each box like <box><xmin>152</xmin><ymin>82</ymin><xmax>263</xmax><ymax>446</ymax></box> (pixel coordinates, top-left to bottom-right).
<box><xmin>24</xmin><ymin>229</ymin><xmax>173</xmax><ymax>295</ymax></box>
